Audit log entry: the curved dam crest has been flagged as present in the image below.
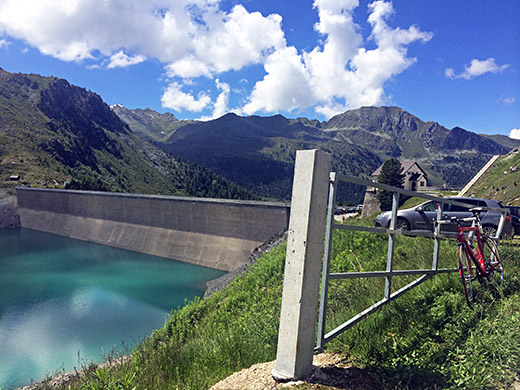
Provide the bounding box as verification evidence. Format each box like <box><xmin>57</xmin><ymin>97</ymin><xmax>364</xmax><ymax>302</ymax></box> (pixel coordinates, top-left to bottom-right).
<box><xmin>16</xmin><ymin>188</ymin><xmax>290</xmax><ymax>271</ymax></box>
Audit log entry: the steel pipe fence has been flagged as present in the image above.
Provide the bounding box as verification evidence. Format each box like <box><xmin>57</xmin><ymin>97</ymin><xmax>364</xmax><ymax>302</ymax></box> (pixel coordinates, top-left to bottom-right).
<box><xmin>315</xmin><ymin>173</ymin><xmax>507</xmax><ymax>352</ymax></box>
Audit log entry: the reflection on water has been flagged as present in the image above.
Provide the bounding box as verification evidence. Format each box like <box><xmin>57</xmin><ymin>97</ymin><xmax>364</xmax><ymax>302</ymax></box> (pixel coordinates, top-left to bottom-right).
<box><xmin>0</xmin><ymin>229</ymin><xmax>224</xmax><ymax>389</ymax></box>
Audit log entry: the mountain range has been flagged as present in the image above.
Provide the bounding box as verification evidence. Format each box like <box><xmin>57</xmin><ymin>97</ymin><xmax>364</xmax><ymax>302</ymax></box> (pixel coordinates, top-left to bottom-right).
<box><xmin>0</xmin><ymin>69</ymin><xmax>256</xmax><ymax>200</ymax></box>
<box><xmin>1</xmin><ymin>68</ymin><xmax>517</xmax><ymax>205</ymax></box>
<box><xmin>112</xmin><ymin>104</ymin><xmax>519</xmax><ymax>202</ymax></box>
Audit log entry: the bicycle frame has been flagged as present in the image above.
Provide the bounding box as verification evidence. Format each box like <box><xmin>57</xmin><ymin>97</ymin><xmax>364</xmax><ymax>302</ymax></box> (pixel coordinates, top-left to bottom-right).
<box><xmin>457</xmin><ymin>220</ymin><xmax>502</xmax><ymax>280</ymax></box>
<box><xmin>457</xmin><ymin>224</ymin><xmax>487</xmax><ymax>279</ymax></box>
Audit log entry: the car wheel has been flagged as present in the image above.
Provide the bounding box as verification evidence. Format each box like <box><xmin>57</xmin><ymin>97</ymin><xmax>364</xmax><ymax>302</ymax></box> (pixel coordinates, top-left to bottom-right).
<box><xmin>482</xmin><ymin>225</ymin><xmax>497</xmax><ymax>238</ymax></box>
<box><xmin>395</xmin><ymin>218</ymin><xmax>410</xmax><ymax>231</ymax></box>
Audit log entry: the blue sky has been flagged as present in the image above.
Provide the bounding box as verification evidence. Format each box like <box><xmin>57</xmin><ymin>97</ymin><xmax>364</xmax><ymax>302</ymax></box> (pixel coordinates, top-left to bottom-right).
<box><xmin>0</xmin><ymin>0</ymin><xmax>518</xmax><ymax>137</ymax></box>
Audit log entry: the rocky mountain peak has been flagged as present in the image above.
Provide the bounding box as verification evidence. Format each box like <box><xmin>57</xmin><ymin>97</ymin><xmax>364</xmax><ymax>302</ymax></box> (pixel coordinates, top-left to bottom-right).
<box><xmin>324</xmin><ymin>106</ymin><xmax>422</xmax><ymax>134</ymax></box>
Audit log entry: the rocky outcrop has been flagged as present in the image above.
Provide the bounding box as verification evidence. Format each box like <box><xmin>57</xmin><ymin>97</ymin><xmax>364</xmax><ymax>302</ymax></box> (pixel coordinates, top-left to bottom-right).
<box><xmin>0</xmin><ymin>193</ymin><xmax>20</xmax><ymax>228</ymax></box>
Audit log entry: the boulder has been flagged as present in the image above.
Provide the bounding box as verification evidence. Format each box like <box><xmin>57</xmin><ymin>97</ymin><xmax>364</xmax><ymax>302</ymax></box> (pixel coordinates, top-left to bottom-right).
<box><xmin>0</xmin><ymin>194</ymin><xmax>21</xmax><ymax>228</ymax></box>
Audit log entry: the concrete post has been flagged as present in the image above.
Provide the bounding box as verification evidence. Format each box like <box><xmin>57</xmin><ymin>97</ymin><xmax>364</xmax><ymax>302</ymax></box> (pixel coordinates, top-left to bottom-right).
<box><xmin>272</xmin><ymin>149</ymin><xmax>331</xmax><ymax>380</ymax></box>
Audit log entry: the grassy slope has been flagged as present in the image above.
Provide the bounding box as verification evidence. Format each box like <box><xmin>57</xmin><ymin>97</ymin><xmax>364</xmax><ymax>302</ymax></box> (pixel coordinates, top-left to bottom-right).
<box><xmin>157</xmin><ymin>114</ymin><xmax>381</xmax><ymax>203</ymax></box>
<box><xmin>0</xmin><ymin>70</ymin><xmax>256</xmax><ymax>200</ymax></box>
<box><xmin>468</xmin><ymin>149</ymin><xmax>520</xmax><ymax>205</ymax></box>
<box><xmin>38</xmin><ymin>218</ymin><xmax>520</xmax><ymax>390</ymax></box>
<box><xmin>109</xmin><ymin>105</ymin><xmax>188</xmax><ymax>143</ymax></box>
<box><xmin>0</xmin><ymin>72</ymin><xmax>64</xmax><ymax>185</ymax></box>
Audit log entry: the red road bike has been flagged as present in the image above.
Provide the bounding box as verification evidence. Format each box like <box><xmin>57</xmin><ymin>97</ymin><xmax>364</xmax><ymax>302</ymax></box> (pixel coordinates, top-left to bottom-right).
<box><xmin>436</xmin><ymin>208</ymin><xmax>504</xmax><ymax>307</ymax></box>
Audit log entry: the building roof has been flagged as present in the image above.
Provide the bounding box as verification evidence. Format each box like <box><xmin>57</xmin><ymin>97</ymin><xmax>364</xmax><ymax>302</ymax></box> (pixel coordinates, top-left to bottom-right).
<box><xmin>372</xmin><ymin>160</ymin><xmax>427</xmax><ymax>177</ymax></box>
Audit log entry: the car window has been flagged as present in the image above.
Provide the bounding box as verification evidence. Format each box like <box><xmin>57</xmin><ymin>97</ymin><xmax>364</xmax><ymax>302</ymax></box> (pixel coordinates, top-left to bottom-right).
<box><xmin>445</xmin><ymin>199</ymin><xmax>480</xmax><ymax>212</ymax></box>
<box><xmin>446</xmin><ymin>204</ymin><xmax>470</xmax><ymax>212</ymax></box>
<box><xmin>509</xmin><ymin>206</ymin><xmax>520</xmax><ymax>216</ymax></box>
<box><xmin>421</xmin><ymin>201</ymin><xmax>438</xmax><ymax>212</ymax></box>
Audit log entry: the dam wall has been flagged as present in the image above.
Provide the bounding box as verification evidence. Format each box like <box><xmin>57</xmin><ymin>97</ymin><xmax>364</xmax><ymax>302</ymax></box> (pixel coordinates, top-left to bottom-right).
<box><xmin>16</xmin><ymin>187</ymin><xmax>290</xmax><ymax>271</ymax></box>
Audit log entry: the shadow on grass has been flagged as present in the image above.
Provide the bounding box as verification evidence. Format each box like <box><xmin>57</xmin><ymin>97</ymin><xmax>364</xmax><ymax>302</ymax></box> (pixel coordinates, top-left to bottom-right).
<box><xmin>363</xmin><ymin>365</ymin><xmax>449</xmax><ymax>390</ymax></box>
<box><xmin>290</xmin><ymin>364</ymin><xmax>448</xmax><ymax>390</ymax></box>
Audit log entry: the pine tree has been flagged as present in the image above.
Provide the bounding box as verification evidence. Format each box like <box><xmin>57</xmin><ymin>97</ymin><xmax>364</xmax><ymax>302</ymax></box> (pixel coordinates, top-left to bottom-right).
<box><xmin>377</xmin><ymin>159</ymin><xmax>405</xmax><ymax>211</ymax></box>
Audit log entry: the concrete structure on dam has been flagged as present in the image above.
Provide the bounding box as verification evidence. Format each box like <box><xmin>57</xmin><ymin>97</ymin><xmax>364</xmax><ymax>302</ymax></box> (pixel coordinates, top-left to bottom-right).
<box><xmin>16</xmin><ymin>187</ymin><xmax>290</xmax><ymax>271</ymax></box>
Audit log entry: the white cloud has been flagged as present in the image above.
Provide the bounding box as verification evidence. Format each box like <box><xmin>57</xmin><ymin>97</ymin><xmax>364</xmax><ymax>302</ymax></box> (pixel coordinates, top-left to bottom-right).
<box><xmin>444</xmin><ymin>68</ymin><xmax>455</xmax><ymax>78</ymax></box>
<box><xmin>161</xmin><ymin>4</ymin><xmax>285</xmax><ymax>79</ymax></box>
<box><xmin>107</xmin><ymin>51</ymin><xmax>146</xmax><ymax>69</ymax></box>
<box><xmin>502</xmin><ymin>97</ymin><xmax>515</xmax><ymax>104</ymax></box>
<box><xmin>509</xmin><ymin>129</ymin><xmax>520</xmax><ymax>140</ymax></box>
<box><xmin>445</xmin><ymin>58</ymin><xmax>510</xmax><ymax>80</ymax></box>
<box><xmin>165</xmin><ymin>56</ymin><xmax>212</xmax><ymax>79</ymax></box>
<box><xmin>0</xmin><ymin>0</ymin><xmax>433</xmax><ymax>119</ymax></box>
<box><xmin>199</xmin><ymin>78</ymin><xmax>231</xmax><ymax>120</ymax></box>
<box><xmin>161</xmin><ymin>82</ymin><xmax>211</xmax><ymax>112</ymax></box>
<box><xmin>0</xmin><ymin>0</ymin><xmax>106</xmax><ymax>60</ymax></box>
<box><xmin>243</xmin><ymin>46</ymin><xmax>314</xmax><ymax>115</ymax></box>
<box><xmin>244</xmin><ymin>0</ymin><xmax>432</xmax><ymax>117</ymax></box>
<box><xmin>0</xmin><ymin>38</ymin><xmax>9</xmax><ymax>48</ymax></box>
<box><xmin>0</xmin><ymin>0</ymin><xmax>283</xmax><ymax>67</ymax></box>
<box><xmin>212</xmin><ymin>79</ymin><xmax>231</xmax><ymax>119</ymax></box>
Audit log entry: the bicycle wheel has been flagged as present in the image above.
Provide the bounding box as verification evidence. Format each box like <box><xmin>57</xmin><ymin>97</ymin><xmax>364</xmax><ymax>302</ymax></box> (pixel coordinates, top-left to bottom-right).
<box><xmin>482</xmin><ymin>237</ymin><xmax>504</xmax><ymax>285</ymax></box>
<box><xmin>459</xmin><ymin>245</ymin><xmax>474</xmax><ymax>307</ymax></box>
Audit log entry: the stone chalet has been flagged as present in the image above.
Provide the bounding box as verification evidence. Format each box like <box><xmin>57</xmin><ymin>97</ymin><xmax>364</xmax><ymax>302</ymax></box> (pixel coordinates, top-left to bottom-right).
<box><xmin>362</xmin><ymin>161</ymin><xmax>430</xmax><ymax>217</ymax></box>
<box><xmin>371</xmin><ymin>161</ymin><xmax>429</xmax><ymax>191</ymax></box>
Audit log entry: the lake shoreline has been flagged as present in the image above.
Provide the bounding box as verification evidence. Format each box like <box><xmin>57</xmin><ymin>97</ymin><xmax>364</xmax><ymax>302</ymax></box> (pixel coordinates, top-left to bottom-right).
<box><xmin>18</xmin><ymin>355</ymin><xmax>131</xmax><ymax>390</ymax></box>
<box><xmin>15</xmin><ymin>230</ymin><xmax>287</xmax><ymax>390</ymax></box>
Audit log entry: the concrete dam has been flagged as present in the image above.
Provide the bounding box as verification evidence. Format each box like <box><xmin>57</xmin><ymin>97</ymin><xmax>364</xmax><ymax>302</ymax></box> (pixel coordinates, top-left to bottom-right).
<box><xmin>16</xmin><ymin>188</ymin><xmax>290</xmax><ymax>271</ymax></box>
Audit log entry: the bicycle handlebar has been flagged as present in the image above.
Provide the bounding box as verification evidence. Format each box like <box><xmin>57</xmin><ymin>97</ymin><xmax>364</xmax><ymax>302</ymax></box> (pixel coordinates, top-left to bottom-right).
<box><xmin>434</xmin><ymin>216</ymin><xmax>478</xmax><ymax>225</ymax></box>
<box><xmin>434</xmin><ymin>207</ymin><xmax>483</xmax><ymax>225</ymax></box>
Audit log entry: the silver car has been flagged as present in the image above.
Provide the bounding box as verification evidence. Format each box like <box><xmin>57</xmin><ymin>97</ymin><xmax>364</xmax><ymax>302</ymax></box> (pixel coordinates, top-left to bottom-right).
<box><xmin>374</xmin><ymin>196</ymin><xmax>513</xmax><ymax>237</ymax></box>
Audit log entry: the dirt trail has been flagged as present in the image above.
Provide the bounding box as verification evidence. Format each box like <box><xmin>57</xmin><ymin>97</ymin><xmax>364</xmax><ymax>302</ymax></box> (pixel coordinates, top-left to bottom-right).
<box><xmin>210</xmin><ymin>353</ymin><xmax>378</xmax><ymax>390</ymax></box>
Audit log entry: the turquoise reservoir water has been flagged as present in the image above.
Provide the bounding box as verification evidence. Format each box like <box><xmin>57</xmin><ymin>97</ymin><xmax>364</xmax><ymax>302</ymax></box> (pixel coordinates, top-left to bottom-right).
<box><xmin>0</xmin><ymin>228</ymin><xmax>225</xmax><ymax>389</ymax></box>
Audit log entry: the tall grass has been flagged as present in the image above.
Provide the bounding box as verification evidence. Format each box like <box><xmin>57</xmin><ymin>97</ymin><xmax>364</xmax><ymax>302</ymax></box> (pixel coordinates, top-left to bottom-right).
<box><xmin>37</xmin><ymin>229</ymin><xmax>520</xmax><ymax>390</ymax></box>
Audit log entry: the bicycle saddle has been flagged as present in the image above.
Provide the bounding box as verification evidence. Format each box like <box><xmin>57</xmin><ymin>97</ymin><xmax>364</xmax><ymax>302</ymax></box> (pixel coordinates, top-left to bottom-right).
<box><xmin>470</xmin><ymin>207</ymin><xmax>483</xmax><ymax>215</ymax></box>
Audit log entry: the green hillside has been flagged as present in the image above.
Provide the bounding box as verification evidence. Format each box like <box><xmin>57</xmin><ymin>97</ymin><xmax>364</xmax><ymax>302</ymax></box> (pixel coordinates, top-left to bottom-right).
<box><xmin>40</xmin><ymin>219</ymin><xmax>520</xmax><ymax>390</ymax></box>
<box><xmin>0</xmin><ymin>69</ymin><xmax>256</xmax><ymax>200</ymax></box>
<box><xmin>109</xmin><ymin>105</ymin><xmax>189</xmax><ymax>143</ymax></box>
<box><xmin>114</xmin><ymin>106</ymin><xmax>520</xmax><ymax>204</ymax></box>
<box><xmin>466</xmin><ymin>149</ymin><xmax>520</xmax><ymax>205</ymax></box>
<box><xmin>157</xmin><ymin>113</ymin><xmax>382</xmax><ymax>202</ymax></box>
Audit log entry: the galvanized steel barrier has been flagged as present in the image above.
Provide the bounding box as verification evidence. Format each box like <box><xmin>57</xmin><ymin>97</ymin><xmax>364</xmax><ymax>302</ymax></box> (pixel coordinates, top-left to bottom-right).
<box><xmin>273</xmin><ymin>150</ymin><xmax>508</xmax><ymax>380</ymax></box>
<box><xmin>315</xmin><ymin>172</ymin><xmax>507</xmax><ymax>352</ymax></box>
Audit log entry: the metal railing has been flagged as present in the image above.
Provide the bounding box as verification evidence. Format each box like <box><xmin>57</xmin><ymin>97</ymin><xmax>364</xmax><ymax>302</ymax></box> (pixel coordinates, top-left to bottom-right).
<box><xmin>315</xmin><ymin>172</ymin><xmax>507</xmax><ymax>352</ymax></box>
